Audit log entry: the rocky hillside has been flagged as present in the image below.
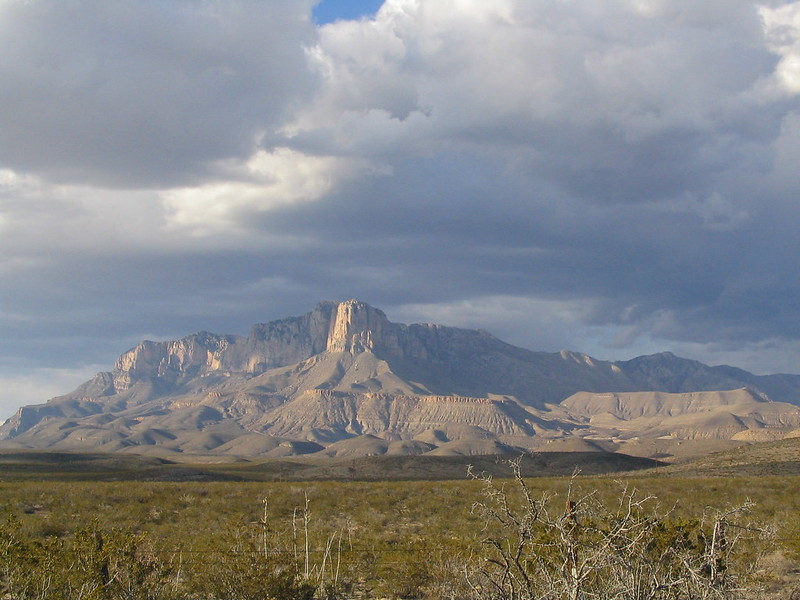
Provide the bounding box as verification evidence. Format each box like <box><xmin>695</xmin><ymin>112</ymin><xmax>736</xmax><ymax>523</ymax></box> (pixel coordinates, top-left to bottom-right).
<box><xmin>2</xmin><ymin>299</ymin><xmax>800</xmax><ymax>460</ymax></box>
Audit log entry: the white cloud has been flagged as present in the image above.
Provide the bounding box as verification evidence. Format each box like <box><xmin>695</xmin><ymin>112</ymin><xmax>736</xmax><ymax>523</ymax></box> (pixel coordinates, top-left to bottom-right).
<box><xmin>760</xmin><ymin>2</ymin><xmax>800</xmax><ymax>95</ymax></box>
<box><xmin>286</xmin><ymin>0</ymin><xmax>791</xmax><ymax>208</ymax></box>
<box><xmin>0</xmin><ymin>169</ymin><xmax>166</xmax><ymax>259</ymax></box>
<box><xmin>160</xmin><ymin>148</ymin><xmax>382</xmax><ymax>235</ymax></box>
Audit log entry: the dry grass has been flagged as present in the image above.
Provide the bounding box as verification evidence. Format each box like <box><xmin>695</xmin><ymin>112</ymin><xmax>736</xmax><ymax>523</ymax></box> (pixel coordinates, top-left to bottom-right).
<box><xmin>2</xmin><ymin>446</ymin><xmax>800</xmax><ymax>598</ymax></box>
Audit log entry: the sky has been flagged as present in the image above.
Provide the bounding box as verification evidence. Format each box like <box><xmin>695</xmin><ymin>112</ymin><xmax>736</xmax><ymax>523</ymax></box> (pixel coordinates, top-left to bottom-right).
<box><xmin>313</xmin><ymin>0</ymin><xmax>385</xmax><ymax>24</ymax></box>
<box><xmin>2</xmin><ymin>0</ymin><xmax>800</xmax><ymax>421</ymax></box>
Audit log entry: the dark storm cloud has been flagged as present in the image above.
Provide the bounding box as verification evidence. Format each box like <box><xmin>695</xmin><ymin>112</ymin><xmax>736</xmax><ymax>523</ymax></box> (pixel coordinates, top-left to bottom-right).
<box><xmin>263</xmin><ymin>0</ymin><xmax>800</xmax><ymax>360</ymax></box>
<box><xmin>0</xmin><ymin>0</ymin><xmax>317</xmax><ymax>187</ymax></box>
<box><xmin>246</xmin><ymin>139</ymin><xmax>799</xmax><ymax>354</ymax></box>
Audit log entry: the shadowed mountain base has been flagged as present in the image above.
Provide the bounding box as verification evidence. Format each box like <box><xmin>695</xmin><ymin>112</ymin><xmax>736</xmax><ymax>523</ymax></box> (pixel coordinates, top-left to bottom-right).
<box><xmin>0</xmin><ymin>449</ymin><xmax>662</xmax><ymax>482</ymax></box>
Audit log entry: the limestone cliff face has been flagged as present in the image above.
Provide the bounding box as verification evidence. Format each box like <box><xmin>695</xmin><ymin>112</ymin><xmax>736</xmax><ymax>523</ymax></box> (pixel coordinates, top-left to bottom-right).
<box><xmin>109</xmin><ymin>301</ymin><xmax>341</xmax><ymax>390</ymax></box>
<box><xmin>109</xmin><ymin>299</ymin><xmax>420</xmax><ymax>391</ymax></box>
<box><xmin>326</xmin><ymin>299</ymin><xmax>407</xmax><ymax>355</ymax></box>
<box><xmin>112</xmin><ymin>333</ymin><xmax>238</xmax><ymax>391</ymax></box>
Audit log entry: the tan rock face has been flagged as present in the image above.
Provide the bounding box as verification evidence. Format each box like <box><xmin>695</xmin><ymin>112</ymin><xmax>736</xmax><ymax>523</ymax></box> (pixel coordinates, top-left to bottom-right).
<box><xmin>112</xmin><ymin>334</ymin><xmax>233</xmax><ymax>391</ymax></box>
<box><xmin>109</xmin><ymin>300</ymin><xmax>451</xmax><ymax>392</ymax></box>
<box><xmin>328</xmin><ymin>299</ymin><xmax>382</xmax><ymax>352</ymax></box>
<box><xmin>561</xmin><ymin>389</ymin><xmax>764</xmax><ymax>420</ymax></box>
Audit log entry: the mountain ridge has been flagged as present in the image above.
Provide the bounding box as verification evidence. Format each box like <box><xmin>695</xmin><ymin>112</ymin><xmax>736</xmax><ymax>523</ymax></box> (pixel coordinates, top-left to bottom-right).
<box><xmin>3</xmin><ymin>299</ymin><xmax>800</xmax><ymax>460</ymax></box>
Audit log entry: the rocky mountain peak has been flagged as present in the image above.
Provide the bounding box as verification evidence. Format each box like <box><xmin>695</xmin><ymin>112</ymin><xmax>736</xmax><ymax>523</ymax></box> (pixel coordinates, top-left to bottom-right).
<box><xmin>326</xmin><ymin>299</ymin><xmax>392</xmax><ymax>353</ymax></box>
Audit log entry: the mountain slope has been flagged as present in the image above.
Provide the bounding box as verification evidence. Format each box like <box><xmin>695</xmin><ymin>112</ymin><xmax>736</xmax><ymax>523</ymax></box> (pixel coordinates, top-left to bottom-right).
<box><xmin>2</xmin><ymin>299</ymin><xmax>799</xmax><ymax>459</ymax></box>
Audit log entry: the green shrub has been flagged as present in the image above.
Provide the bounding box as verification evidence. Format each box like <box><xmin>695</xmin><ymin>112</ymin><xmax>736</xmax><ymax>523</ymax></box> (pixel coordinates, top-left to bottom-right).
<box><xmin>0</xmin><ymin>515</ymin><xmax>178</xmax><ymax>600</ymax></box>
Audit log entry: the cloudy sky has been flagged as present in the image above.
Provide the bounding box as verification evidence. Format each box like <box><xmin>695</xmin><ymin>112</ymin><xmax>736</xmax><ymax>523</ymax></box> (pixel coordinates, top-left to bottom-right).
<box><xmin>2</xmin><ymin>0</ymin><xmax>800</xmax><ymax>420</ymax></box>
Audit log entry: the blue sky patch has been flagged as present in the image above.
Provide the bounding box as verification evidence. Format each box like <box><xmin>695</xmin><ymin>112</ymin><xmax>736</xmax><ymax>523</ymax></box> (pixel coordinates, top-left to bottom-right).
<box><xmin>313</xmin><ymin>0</ymin><xmax>385</xmax><ymax>25</ymax></box>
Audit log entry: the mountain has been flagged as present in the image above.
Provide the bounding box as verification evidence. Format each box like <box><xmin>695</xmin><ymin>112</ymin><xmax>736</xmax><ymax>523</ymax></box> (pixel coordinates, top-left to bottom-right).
<box><xmin>2</xmin><ymin>299</ymin><xmax>800</xmax><ymax>460</ymax></box>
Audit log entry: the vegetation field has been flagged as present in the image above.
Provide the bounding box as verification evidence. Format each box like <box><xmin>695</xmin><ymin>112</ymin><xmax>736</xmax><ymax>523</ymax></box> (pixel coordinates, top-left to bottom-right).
<box><xmin>2</xmin><ymin>450</ymin><xmax>800</xmax><ymax>598</ymax></box>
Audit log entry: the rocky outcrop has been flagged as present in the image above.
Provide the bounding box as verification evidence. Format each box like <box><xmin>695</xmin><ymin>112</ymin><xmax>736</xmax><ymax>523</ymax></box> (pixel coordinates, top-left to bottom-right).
<box><xmin>561</xmin><ymin>388</ymin><xmax>800</xmax><ymax>441</ymax></box>
<box><xmin>107</xmin><ymin>300</ymin><xmax>410</xmax><ymax>391</ymax></box>
<box><xmin>112</xmin><ymin>333</ymin><xmax>239</xmax><ymax>391</ymax></box>
<box><xmin>327</xmin><ymin>299</ymin><xmax>392</xmax><ymax>352</ymax></box>
<box><xmin>562</xmin><ymin>388</ymin><xmax>767</xmax><ymax>420</ymax></box>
